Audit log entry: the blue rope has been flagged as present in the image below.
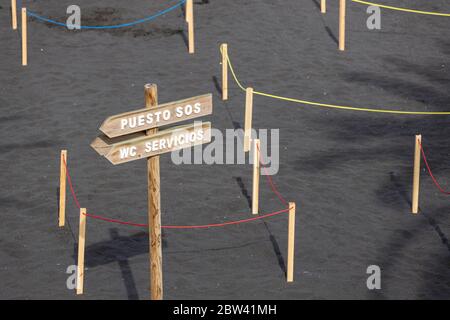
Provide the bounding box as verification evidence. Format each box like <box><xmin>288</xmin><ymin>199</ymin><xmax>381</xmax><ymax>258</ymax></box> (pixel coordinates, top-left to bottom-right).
<box><xmin>26</xmin><ymin>0</ymin><xmax>186</xmax><ymax>30</ymax></box>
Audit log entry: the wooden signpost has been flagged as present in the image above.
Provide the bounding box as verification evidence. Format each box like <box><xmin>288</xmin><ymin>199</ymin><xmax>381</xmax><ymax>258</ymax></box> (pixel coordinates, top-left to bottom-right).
<box><xmin>145</xmin><ymin>84</ymin><xmax>162</xmax><ymax>301</ymax></box>
<box><xmin>90</xmin><ymin>84</ymin><xmax>212</xmax><ymax>299</ymax></box>
<box><xmin>92</xmin><ymin>122</ymin><xmax>211</xmax><ymax>165</ymax></box>
<box><xmin>99</xmin><ymin>94</ymin><xmax>212</xmax><ymax>138</ymax></box>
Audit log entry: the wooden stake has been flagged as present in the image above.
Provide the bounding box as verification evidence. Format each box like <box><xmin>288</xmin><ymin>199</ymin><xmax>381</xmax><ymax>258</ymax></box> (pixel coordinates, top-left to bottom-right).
<box><xmin>252</xmin><ymin>139</ymin><xmax>260</xmax><ymax>215</ymax></box>
<box><xmin>59</xmin><ymin>150</ymin><xmax>67</xmax><ymax>227</ymax></box>
<box><xmin>321</xmin><ymin>0</ymin><xmax>326</xmax><ymax>13</ymax></box>
<box><xmin>22</xmin><ymin>7</ymin><xmax>27</xmax><ymax>66</ymax></box>
<box><xmin>145</xmin><ymin>84</ymin><xmax>163</xmax><ymax>300</ymax></box>
<box><xmin>412</xmin><ymin>135</ymin><xmax>422</xmax><ymax>214</ymax></box>
<box><xmin>221</xmin><ymin>43</ymin><xmax>228</xmax><ymax>101</ymax></box>
<box><xmin>76</xmin><ymin>208</ymin><xmax>87</xmax><ymax>295</ymax></box>
<box><xmin>185</xmin><ymin>0</ymin><xmax>191</xmax><ymax>23</ymax></box>
<box><xmin>11</xmin><ymin>0</ymin><xmax>17</xmax><ymax>30</ymax></box>
<box><xmin>244</xmin><ymin>87</ymin><xmax>253</xmax><ymax>153</ymax></box>
<box><xmin>287</xmin><ymin>202</ymin><xmax>296</xmax><ymax>282</ymax></box>
<box><xmin>339</xmin><ymin>0</ymin><xmax>346</xmax><ymax>51</ymax></box>
<box><xmin>187</xmin><ymin>0</ymin><xmax>195</xmax><ymax>54</ymax></box>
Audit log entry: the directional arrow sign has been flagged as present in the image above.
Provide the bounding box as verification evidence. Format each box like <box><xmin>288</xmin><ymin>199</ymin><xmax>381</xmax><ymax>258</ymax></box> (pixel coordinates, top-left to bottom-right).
<box><xmin>99</xmin><ymin>94</ymin><xmax>212</xmax><ymax>138</ymax></box>
<box><xmin>91</xmin><ymin>122</ymin><xmax>211</xmax><ymax>165</ymax></box>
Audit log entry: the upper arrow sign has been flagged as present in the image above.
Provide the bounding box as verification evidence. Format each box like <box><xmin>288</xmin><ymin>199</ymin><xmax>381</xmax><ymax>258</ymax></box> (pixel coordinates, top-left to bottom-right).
<box><xmin>99</xmin><ymin>94</ymin><xmax>212</xmax><ymax>138</ymax></box>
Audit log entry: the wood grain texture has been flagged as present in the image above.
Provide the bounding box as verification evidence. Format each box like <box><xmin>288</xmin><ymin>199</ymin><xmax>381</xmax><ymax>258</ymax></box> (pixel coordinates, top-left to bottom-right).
<box><xmin>145</xmin><ymin>84</ymin><xmax>163</xmax><ymax>300</ymax></box>
<box><xmin>92</xmin><ymin>122</ymin><xmax>211</xmax><ymax>165</ymax></box>
<box><xmin>99</xmin><ymin>94</ymin><xmax>212</xmax><ymax>138</ymax></box>
<box><xmin>90</xmin><ymin>132</ymin><xmax>145</xmax><ymax>156</ymax></box>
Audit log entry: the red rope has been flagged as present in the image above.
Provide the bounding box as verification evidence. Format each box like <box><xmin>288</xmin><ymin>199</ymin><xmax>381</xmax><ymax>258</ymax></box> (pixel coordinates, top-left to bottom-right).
<box><xmin>82</xmin><ymin>208</ymin><xmax>290</xmax><ymax>229</ymax></box>
<box><xmin>256</xmin><ymin>141</ymin><xmax>288</xmax><ymax>206</ymax></box>
<box><xmin>83</xmin><ymin>212</ymin><xmax>148</xmax><ymax>227</ymax></box>
<box><xmin>62</xmin><ymin>148</ymin><xmax>291</xmax><ymax>229</ymax></box>
<box><xmin>65</xmin><ymin>159</ymin><xmax>81</xmax><ymax>209</ymax></box>
<box><xmin>418</xmin><ymin>140</ymin><xmax>450</xmax><ymax>195</ymax></box>
<box><xmin>161</xmin><ymin>208</ymin><xmax>290</xmax><ymax>229</ymax></box>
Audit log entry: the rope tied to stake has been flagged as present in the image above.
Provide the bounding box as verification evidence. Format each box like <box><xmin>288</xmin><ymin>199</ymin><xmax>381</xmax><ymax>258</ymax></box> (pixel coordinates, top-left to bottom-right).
<box><xmin>222</xmin><ymin>47</ymin><xmax>450</xmax><ymax>115</ymax></box>
<box><xmin>418</xmin><ymin>140</ymin><xmax>450</xmax><ymax>195</ymax></box>
<box><xmin>62</xmin><ymin>145</ymin><xmax>292</xmax><ymax>229</ymax></box>
<box><xmin>27</xmin><ymin>0</ymin><xmax>186</xmax><ymax>30</ymax></box>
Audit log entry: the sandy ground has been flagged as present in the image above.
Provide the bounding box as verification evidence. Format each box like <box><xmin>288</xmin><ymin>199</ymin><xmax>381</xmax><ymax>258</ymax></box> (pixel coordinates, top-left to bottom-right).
<box><xmin>0</xmin><ymin>0</ymin><xmax>449</xmax><ymax>299</ymax></box>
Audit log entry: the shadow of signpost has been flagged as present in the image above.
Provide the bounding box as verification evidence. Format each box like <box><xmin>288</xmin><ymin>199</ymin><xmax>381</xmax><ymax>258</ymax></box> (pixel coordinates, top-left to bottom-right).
<box><xmin>72</xmin><ymin>228</ymin><xmax>170</xmax><ymax>300</ymax></box>
<box><xmin>109</xmin><ymin>229</ymin><xmax>139</xmax><ymax>300</ymax></box>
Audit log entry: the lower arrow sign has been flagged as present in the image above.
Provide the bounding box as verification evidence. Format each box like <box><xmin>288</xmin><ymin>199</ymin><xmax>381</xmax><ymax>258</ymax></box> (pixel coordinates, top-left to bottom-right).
<box><xmin>91</xmin><ymin>122</ymin><xmax>211</xmax><ymax>165</ymax></box>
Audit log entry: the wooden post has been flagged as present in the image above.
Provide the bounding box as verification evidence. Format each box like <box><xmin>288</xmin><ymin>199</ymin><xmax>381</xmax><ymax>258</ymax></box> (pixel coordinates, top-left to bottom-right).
<box><xmin>339</xmin><ymin>0</ymin><xmax>346</xmax><ymax>51</ymax></box>
<box><xmin>287</xmin><ymin>202</ymin><xmax>296</xmax><ymax>282</ymax></box>
<box><xmin>145</xmin><ymin>84</ymin><xmax>163</xmax><ymax>300</ymax></box>
<box><xmin>22</xmin><ymin>7</ymin><xmax>27</xmax><ymax>66</ymax></box>
<box><xmin>11</xmin><ymin>0</ymin><xmax>17</xmax><ymax>30</ymax></box>
<box><xmin>59</xmin><ymin>150</ymin><xmax>67</xmax><ymax>227</ymax></box>
<box><xmin>187</xmin><ymin>0</ymin><xmax>195</xmax><ymax>54</ymax></box>
<box><xmin>252</xmin><ymin>139</ymin><xmax>260</xmax><ymax>215</ymax></box>
<box><xmin>76</xmin><ymin>208</ymin><xmax>87</xmax><ymax>295</ymax></box>
<box><xmin>321</xmin><ymin>0</ymin><xmax>326</xmax><ymax>13</ymax></box>
<box><xmin>412</xmin><ymin>135</ymin><xmax>422</xmax><ymax>214</ymax></box>
<box><xmin>221</xmin><ymin>43</ymin><xmax>228</xmax><ymax>101</ymax></box>
<box><xmin>244</xmin><ymin>87</ymin><xmax>253</xmax><ymax>153</ymax></box>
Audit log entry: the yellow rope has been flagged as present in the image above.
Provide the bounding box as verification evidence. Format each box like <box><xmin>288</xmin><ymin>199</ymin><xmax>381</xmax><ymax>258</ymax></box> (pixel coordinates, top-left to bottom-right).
<box><xmin>224</xmin><ymin>49</ymin><xmax>450</xmax><ymax>115</ymax></box>
<box><xmin>351</xmin><ymin>0</ymin><xmax>450</xmax><ymax>17</ymax></box>
<box><xmin>226</xmin><ymin>51</ymin><xmax>246</xmax><ymax>92</ymax></box>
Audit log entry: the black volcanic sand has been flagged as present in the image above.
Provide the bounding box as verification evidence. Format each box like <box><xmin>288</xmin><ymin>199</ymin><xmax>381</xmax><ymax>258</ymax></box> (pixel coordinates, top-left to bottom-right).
<box><xmin>0</xmin><ymin>0</ymin><xmax>449</xmax><ymax>299</ymax></box>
